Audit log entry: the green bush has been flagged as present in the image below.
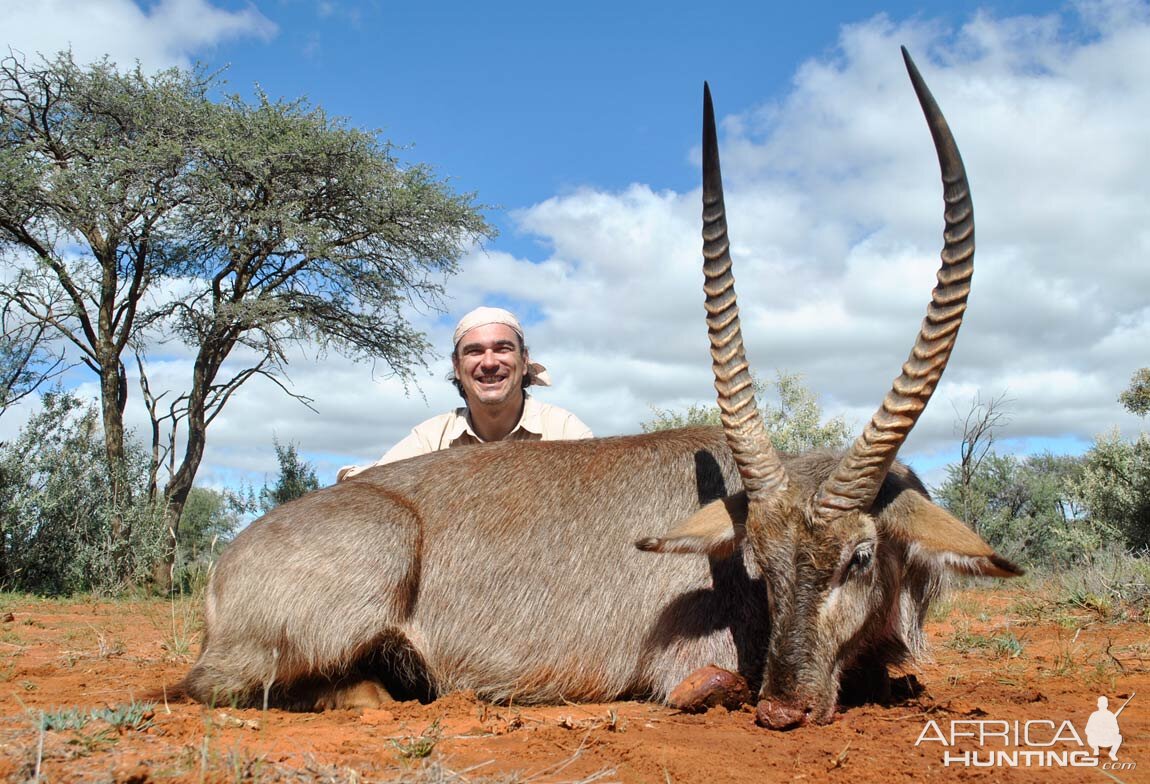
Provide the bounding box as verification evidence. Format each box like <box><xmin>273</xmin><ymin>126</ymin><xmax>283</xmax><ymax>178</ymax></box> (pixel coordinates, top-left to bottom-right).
<box><xmin>1076</xmin><ymin>430</ymin><xmax>1150</xmax><ymax>552</ymax></box>
<box><xmin>935</xmin><ymin>451</ymin><xmax>1106</xmax><ymax>567</ymax></box>
<box><xmin>0</xmin><ymin>391</ymin><xmax>165</xmax><ymax>593</ymax></box>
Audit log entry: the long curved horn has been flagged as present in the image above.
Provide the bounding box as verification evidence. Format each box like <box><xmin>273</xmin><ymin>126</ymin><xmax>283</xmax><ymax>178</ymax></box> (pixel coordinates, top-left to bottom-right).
<box><xmin>702</xmin><ymin>83</ymin><xmax>788</xmax><ymax>500</ymax></box>
<box><xmin>813</xmin><ymin>48</ymin><xmax>974</xmax><ymax>522</ymax></box>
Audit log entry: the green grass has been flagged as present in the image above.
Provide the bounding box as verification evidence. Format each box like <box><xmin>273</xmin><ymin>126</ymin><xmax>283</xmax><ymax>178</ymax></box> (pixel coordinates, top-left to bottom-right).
<box><xmin>946</xmin><ymin>624</ymin><xmax>1025</xmax><ymax>659</ymax></box>
<box><xmin>991</xmin><ymin>631</ymin><xmax>1025</xmax><ymax>658</ymax></box>
<box><xmin>162</xmin><ymin>593</ymin><xmax>201</xmax><ymax>659</ymax></box>
<box><xmin>1006</xmin><ymin>550</ymin><xmax>1150</xmax><ymax>625</ymax></box>
<box><xmin>38</xmin><ymin>701</ymin><xmax>154</xmax><ymax>733</ymax></box>
<box><xmin>40</xmin><ymin>707</ymin><xmax>91</xmax><ymax>731</ymax></box>
<box><xmin>92</xmin><ymin>700</ymin><xmax>155</xmax><ymax>731</ymax></box>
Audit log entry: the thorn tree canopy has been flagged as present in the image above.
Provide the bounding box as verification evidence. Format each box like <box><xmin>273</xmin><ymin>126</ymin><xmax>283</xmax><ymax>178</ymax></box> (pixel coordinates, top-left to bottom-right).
<box><xmin>0</xmin><ymin>51</ymin><xmax>492</xmax><ymax>588</ymax></box>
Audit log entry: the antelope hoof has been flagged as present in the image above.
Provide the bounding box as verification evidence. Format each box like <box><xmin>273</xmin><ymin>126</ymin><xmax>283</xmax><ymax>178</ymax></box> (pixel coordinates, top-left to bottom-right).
<box><xmin>754</xmin><ymin>699</ymin><xmax>809</xmax><ymax>730</ymax></box>
<box><xmin>668</xmin><ymin>666</ymin><xmax>750</xmax><ymax>713</ymax></box>
<box><xmin>315</xmin><ymin>680</ymin><xmax>393</xmax><ymax>711</ymax></box>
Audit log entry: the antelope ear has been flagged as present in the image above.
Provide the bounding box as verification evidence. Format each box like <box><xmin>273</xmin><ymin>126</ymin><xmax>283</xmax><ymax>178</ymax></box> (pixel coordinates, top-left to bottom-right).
<box><xmin>636</xmin><ymin>493</ymin><xmax>747</xmax><ymax>557</ymax></box>
<box><xmin>886</xmin><ymin>497</ymin><xmax>1023</xmax><ymax>578</ymax></box>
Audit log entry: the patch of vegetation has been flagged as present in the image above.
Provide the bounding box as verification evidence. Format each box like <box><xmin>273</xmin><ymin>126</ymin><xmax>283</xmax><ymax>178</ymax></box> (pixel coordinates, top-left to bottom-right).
<box><xmin>926</xmin><ymin>595</ymin><xmax>955</xmax><ymax>623</ymax></box>
<box><xmin>392</xmin><ymin>719</ymin><xmax>442</xmax><ymax>760</ymax></box>
<box><xmin>991</xmin><ymin>632</ymin><xmax>1025</xmax><ymax>659</ymax></box>
<box><xmin>92</xmin><ymin>700</ymin><xmax>154</xmax><ymax>732</ymax></box>
<box><xmin>40</xmin><ymin>707</ymin><xmax>91</xmax><ymax>731</ymax></box>
<box><xmin>66</xmin><ymin>727</ymin><xmax>119</xmax><ymax>756</ymax></box>
<box><xmin>1007</xmin><ymin>550</ymin><xmax>1150</xmax><ymax>625</ymax></box>
<box><xmin>160</xmin><ymin>591</ymin><xmax>204</xmax><ymax>661</ymax></box>
<box><xmin>38</xmin><ymin>701</ymin><xmax>154</xmax><ymax>733</ymax></box>
<box><xmin>173</xmin><ymin>741</ymin><xmax>531</xmax><ymax>784</ymax></box>
<box><xmin>946</xmin><ymin>624</ymin><xmax>1024</xmax><ymax>659</ymax></box>
<box><xmin>93</xmin><ymin>629</ymin><xmax>126</xmax><ymax>658</ymax></box>
<box><xmin>1050</xmin><ymin>628</ymin><xmax>1083</xmax><ymax>678</ymax></box>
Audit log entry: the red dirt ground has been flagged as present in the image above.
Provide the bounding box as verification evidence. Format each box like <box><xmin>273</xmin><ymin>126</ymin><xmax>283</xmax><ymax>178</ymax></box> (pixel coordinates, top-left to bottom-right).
<box><xmin>1</xmin><ymin>584</ymin><xmax>1147</xmax><ymax>783</ymax></box>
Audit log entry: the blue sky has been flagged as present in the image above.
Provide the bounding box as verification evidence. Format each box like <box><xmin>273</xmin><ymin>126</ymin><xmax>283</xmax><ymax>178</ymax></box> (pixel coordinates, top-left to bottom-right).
<box><xmin>207</xmin><ymin>0</ymin><xmax>1062</xmax><ymax>257</ymax></box>
<box><xmin>3</xmin><ymin>0</ymin><xmax>1149</xmax><ymax>490</ymax></box>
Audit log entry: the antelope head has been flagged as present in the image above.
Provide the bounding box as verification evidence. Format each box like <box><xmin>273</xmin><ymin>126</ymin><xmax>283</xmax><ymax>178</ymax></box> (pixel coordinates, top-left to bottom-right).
<box><xmin>642</xmin><ymin>48</ymin><xmax>1022</xmax><ymax>729</ymax></box>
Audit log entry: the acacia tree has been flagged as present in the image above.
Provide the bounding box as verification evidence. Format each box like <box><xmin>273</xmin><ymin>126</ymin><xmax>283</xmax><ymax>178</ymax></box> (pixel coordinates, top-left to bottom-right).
<box><xmin>0</xmin><ymin>52</ymin><xmax>205</xmax><ymax>542</ymax></box>
<box><xmin>0</xmin><ymin>52</ymin><xmax>490</xmax><ymax>588</ymax></box>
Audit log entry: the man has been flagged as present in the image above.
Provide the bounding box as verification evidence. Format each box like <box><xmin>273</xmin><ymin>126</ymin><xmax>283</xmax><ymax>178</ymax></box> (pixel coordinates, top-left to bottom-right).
<box><xmin>1085</xmin><ymin>695</ymin><xmax>1123</xmax><ymax>761</ymax></box>
<box><xmin>338</xmin><ymin>307</ymin><xmax>592</xmax><ymax>480</ymax></box>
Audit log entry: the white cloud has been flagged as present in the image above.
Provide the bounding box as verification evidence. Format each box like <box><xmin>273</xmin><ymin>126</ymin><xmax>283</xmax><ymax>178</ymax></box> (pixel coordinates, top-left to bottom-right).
<box><xmin>393</xmin><ymin>4</ymin><xmax>1150</xmax><ymax>477</ymax></box>
<box><xmin>0</xmin><ymin>0</ymin><xmax>276</xmax><ymax>71</ymax></box>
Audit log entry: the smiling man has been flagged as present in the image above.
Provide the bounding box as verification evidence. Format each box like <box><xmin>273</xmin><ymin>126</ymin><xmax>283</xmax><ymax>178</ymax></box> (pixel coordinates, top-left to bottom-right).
<box><xmin>338</xmin><ymin>307</ymin><xmax>592</xmax><ymax>480</ymax></box>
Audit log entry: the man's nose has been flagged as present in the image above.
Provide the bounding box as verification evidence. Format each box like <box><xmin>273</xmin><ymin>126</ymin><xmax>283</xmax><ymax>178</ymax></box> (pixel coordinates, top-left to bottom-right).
<box><xmin>479</xmin><ymin>350</ymin><xmax>500</xmax><ymax>368</ymax></box>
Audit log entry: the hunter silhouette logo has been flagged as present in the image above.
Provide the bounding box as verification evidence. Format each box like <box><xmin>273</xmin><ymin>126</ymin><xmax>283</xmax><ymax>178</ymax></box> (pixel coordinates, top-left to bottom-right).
<box><xmin>1086</xmin><ymin>694</ymin><xmax>1132</xmax><ymax>761</ymax></box>
<box><xmin>914</xmin><ymin>691</ymin><xmax>1138</xmax><ymax>770</ymax></box>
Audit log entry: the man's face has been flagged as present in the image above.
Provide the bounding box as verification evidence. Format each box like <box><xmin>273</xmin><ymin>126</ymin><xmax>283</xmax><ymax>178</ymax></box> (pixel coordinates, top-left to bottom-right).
<box><xmin>452</xmin><ymin>323</ymin><xmax>527</xmax><ymax>408</ymax></box>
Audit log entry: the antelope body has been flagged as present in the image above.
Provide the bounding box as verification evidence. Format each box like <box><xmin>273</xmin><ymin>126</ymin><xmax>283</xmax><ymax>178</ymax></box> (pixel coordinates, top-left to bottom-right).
<box><xmin>183</xmin><ymin>50</ymin><xmax>1020</xmax><ymax>728</ymax></box>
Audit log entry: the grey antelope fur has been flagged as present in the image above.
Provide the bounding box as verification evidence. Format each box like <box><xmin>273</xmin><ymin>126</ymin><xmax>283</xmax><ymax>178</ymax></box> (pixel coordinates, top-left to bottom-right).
<box><xmin>182</xmin><ymin>49</ymin><xmax>1021</xmax><ymax>729</ymax></box>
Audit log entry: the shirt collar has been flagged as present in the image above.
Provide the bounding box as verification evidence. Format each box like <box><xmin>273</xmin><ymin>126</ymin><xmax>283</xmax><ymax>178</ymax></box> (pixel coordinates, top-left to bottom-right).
<box><xmin>453</xmin><ymin>394</ymin><xmax>543</xmax><ymax>442</ymax></box>
<box><xmin>517</xmin><ymin>395</ymin><xmax>545</xmax><ymax>435</ymax></box>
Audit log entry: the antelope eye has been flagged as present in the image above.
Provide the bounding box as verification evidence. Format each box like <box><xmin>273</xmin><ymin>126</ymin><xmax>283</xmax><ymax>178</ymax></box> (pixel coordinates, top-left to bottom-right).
<box><xmin>848</xmin><ymin>544</ymin><xmax>874</xmax><ymax>574</ymax></box>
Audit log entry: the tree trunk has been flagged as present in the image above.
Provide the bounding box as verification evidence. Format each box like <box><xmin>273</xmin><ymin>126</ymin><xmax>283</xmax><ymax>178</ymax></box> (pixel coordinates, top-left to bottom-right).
<box><xmin>153</xmin><ymin>355</ymin><xmax>213</xmax><ymax>592</ymax></box>
<box><xmin>99</xmin><ymin>356</ymin><xmax>132</xmax><ymax>547</ymax></box>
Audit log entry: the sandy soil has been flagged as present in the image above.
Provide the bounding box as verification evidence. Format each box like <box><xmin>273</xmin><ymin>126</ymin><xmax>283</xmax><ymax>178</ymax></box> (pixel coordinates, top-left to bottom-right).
<box><xmin>0</xmin><ymin>584</ymin><xmax>1147</xmax><ymax>783</ymax></box>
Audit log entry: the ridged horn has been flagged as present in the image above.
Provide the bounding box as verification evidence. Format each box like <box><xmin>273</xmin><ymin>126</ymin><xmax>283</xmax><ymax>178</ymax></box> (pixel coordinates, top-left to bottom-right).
<box><xmin>813</xmin><ymin>48</ymin><xmax>975</xmax><ymax>522</ymax></box>
<box><xmin>702</xmin><ymin>82</ymin><xmax>788</xmax><ymax>500</ymax></box>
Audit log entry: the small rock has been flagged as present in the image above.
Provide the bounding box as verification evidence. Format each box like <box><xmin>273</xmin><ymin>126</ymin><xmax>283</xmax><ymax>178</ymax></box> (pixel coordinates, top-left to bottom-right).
<box><xmin>213</xmin><ymin>711</ymin><xmax>260</xmax><ymax>730</ymax></box>
<box><xmin>668</xmin><ymin>665</ymin><xmax>750</xmax><ymax>713</ymax></box>
<box><xmin>1</xmin><ymin>613</ymin><xmax>14</xmax><ymax>623</ymax></box>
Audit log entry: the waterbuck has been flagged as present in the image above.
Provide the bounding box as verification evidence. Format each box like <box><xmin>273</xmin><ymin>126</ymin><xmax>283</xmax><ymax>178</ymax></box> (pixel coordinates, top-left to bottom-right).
<box><xmin>182</xmin><ymin>49</ymin><xmax>1020</xmax><ymax>729</ymax></box>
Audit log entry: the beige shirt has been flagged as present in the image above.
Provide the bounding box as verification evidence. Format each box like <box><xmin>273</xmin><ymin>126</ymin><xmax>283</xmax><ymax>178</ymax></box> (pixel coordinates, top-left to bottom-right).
<box><xmin>338</xmin><ymin>396</ymin><xmax>592</xmax><ymax>480</ymax></box>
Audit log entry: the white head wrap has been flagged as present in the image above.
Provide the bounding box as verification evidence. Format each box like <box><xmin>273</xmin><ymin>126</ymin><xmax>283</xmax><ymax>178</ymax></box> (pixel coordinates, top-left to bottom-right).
<box><xmin>452</xmin><ymin>306</ymin><xmax>551</xmax><ymax>387</ymax></box>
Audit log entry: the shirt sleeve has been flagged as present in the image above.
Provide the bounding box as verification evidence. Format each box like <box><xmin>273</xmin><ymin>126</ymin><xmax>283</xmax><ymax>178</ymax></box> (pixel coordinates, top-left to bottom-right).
<box><xmin>531</xmin><ymin>401</ymin><xmax>593</xmax><ymax>441</ymax></box>
<box><xmin>560</xmin><ymin>411</ymin><xmax>593</xmax><ymax>440</ymax></box>
<box><xmin>376</xmin><ymin>428</ymin><xmax>438</xmax><ymax>465</ymax></box>
<box><xmin>336</xmin><ymin>425</ymin><xmax>439</xmax><ymax>481</ymax></box>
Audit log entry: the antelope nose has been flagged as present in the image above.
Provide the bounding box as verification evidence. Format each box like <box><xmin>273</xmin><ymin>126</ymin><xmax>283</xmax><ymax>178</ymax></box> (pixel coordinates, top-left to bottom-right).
<box><xmin>754</xmin><ymin>698</ymin><xmax>808</xmax><ymax>730</ymax></box>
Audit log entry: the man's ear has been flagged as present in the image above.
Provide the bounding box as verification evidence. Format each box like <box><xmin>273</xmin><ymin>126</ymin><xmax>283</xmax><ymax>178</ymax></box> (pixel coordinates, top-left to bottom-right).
<box><xmin>885</xmin><ymin>495</ymin><xmax>1023</xmax><ymax>578</ymax></box>
<box><xmin>636</xmin><ymin>493</ymin><xmax>747</xmax><ymax>558</ymax></box>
